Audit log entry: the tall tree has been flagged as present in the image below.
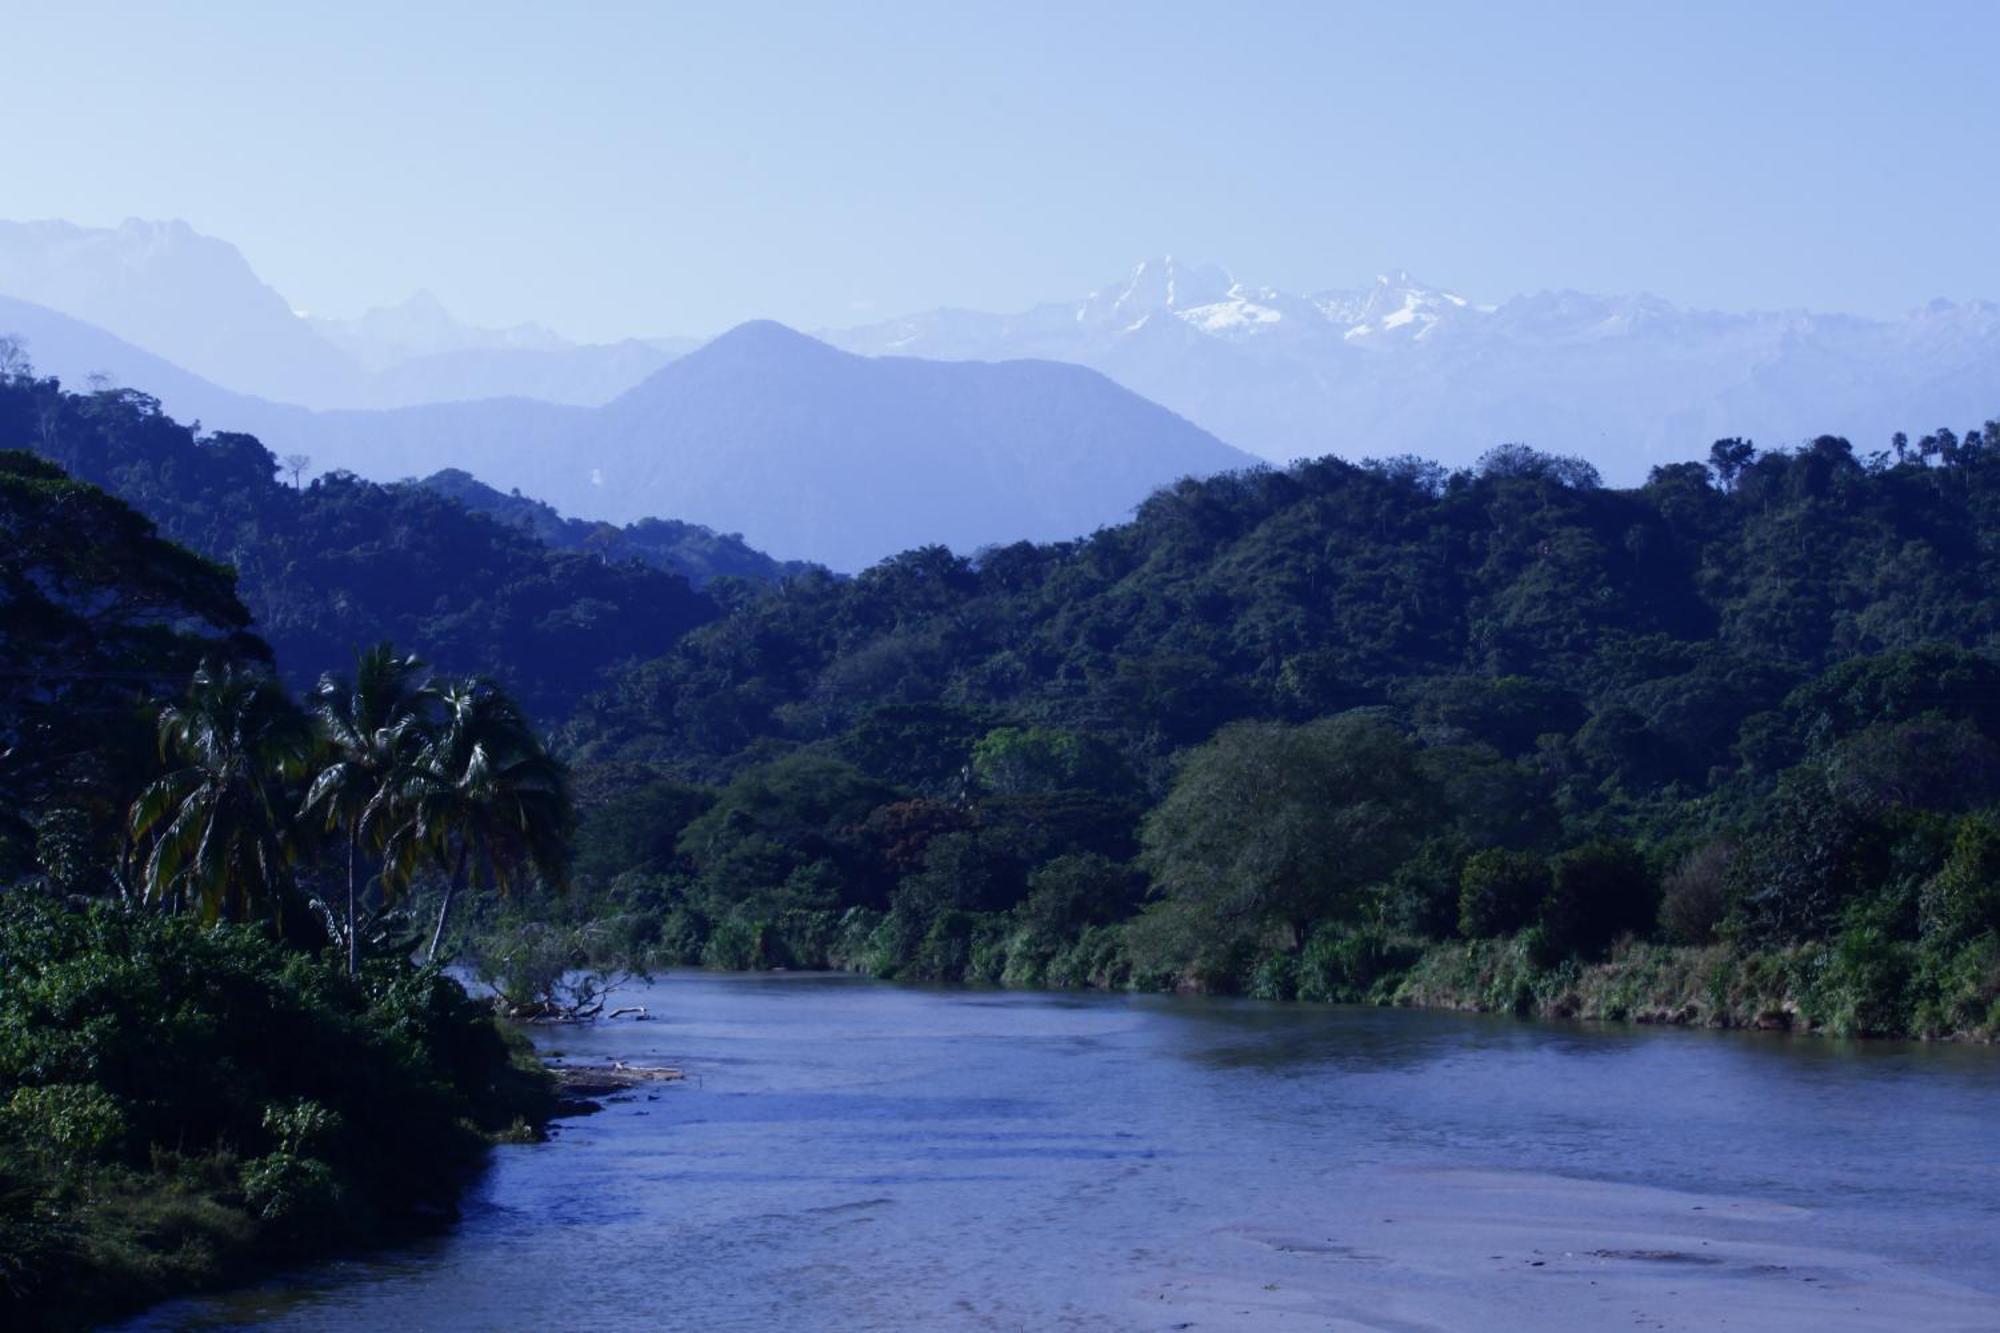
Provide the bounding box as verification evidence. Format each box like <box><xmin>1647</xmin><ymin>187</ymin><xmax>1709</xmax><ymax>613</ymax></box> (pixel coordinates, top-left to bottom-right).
<box><xmin>1137</xmin><ymin>714</ymin><xmax>1434</xmax><ymax>967</ymax></box>
<box><xmin>302</xmin><ymin>643</ymin><xmax>434</xmax><ymax>975</ymax></box>
<box><xmin>128</xmin><ymin>665</ymin><xmax>311</xmax><ymax>923</ymax></box>
<box><xmin>387</xmin><ymin>680</ymin><xmax>573</xmax><ymax>963</ymax></box>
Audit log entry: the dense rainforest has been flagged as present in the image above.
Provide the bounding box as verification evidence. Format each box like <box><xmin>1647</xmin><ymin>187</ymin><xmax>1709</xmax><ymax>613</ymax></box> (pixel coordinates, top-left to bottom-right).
<box><xmin>0</xmin><ymin>366</ymin><xmax>720</xmax><ymax>721</ymax></box>
<box><xmin>6</xmin><ymin>351</ymin><xmax>2000</xmax><ymax>1048</ymax></box>
<box><xmin>540</xmin><ymin>428</ymin><xmax>2000</xmax><ymax>1038</ymax></box>
<box><xmin>0</xmin><ymin>389</ymin><xmax>565</xmax><ymax>1324</ymax></box>
<box><xmin>6</xmin><ymin>346</ymin><xmax>2000</xmax><ymax>1320</ymax></box>
<box><xmin>416</xmin><ymin>466</ymin><xmax>817</xmax><ymax>588</ymax></box>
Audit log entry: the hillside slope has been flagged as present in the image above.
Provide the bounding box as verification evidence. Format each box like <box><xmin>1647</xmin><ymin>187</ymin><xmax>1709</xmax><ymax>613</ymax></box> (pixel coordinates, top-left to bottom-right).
<box><xmin>558</xmin><ymin>320</ymin><xmax>1255</xmax><ymax>568</ymax></box>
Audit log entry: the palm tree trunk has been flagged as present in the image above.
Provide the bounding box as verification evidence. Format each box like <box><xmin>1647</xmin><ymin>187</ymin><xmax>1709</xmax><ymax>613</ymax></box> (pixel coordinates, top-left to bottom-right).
<box><xmin>425</xmin><ymin>843</ymin><xmax>469</xmax><ymax>965</ymax></box>
<box><xmin>346</xmin><ymin>827</ymin><xmax>359</xmax><ymax>977</ymax></box>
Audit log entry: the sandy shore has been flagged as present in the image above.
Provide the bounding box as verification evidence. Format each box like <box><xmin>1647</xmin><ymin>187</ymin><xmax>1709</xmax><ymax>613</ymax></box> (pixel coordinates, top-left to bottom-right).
<box><xmin>1127</xmin><ymin>1167</ymin><xmax>2000</xmax><ymax>1332</ymax></box>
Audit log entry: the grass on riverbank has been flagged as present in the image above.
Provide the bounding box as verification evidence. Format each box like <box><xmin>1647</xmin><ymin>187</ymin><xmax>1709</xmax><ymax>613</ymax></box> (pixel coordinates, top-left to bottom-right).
<box><xmin>473</xmin><ymin>900</ymin><xmax>2000</xmax><ymax>1042</ymax></box>
<box><xmin>0</xmin><ymin>899</ymin><xmax>555</xmax><ymax>1331</ymax></box>
<box><xmin>1391</xmin><ymin>932</ymin><xmax>2000</xmax><ymax>1039</ymax></box>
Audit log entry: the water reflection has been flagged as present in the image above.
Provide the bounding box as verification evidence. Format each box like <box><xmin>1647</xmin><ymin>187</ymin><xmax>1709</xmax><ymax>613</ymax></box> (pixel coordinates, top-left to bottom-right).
<box><xmin>129</xmin><ymin>970</ymin><xmax>2000</xmax><ymax>1332</ymax></box>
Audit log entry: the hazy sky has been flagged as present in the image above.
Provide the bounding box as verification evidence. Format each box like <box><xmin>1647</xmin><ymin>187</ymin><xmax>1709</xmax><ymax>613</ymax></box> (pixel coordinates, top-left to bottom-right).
<box><xmin>4</xmin><ymin>1</ymin><xmax>1996</xmax><ymax>341</ymax></box>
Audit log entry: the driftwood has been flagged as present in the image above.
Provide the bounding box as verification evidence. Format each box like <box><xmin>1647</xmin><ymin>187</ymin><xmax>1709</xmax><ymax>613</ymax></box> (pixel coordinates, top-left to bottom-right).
<box><xmin>550</xmin><ymin>1061</ymin><xmax>685</xmax><ymax>1099</ymax></box>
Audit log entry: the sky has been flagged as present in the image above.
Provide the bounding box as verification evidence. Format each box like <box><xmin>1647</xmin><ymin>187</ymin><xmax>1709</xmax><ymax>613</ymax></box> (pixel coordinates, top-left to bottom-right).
<box><xmin>3</xmin><ymin>1</ymin><xmax>1996</xmax><ymax>342</ymax></box>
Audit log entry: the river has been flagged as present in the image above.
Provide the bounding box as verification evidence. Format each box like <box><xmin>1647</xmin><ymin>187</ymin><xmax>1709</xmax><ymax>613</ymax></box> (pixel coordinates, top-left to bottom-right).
<box><xmin>131</xmin><ymin>971</ymin><xmax>2000</xmax><ymax>1331</ymax></box>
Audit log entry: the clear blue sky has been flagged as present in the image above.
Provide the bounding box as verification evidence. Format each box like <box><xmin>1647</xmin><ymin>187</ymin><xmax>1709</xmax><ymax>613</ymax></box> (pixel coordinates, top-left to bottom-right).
<box><xmin>4</xmin><ymin>1</ymin><xmax>1995</xmax><ymax>340</ymax></box>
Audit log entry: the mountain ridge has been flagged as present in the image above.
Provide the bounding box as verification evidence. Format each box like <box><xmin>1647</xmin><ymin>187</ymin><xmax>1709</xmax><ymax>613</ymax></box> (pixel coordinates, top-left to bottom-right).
<box><xmin>0</xmin><ymin>219</ymin><xmax>690</xmax><ymax>409</ymax></box>
<box><xmin>825</xmin><ymin>257</ymin><xmax>2000</xmax><ymax>478</ymax></box>
<box><xmin>0</xmin><ymin>296</ymin><xmax>1251</xmax><ymax>571</ymax></box>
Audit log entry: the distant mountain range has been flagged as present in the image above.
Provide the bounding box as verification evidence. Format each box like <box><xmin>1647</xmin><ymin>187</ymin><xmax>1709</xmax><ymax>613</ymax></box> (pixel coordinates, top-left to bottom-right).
<box><xmin>0</xmin><ymin>288</ymin><xmax>1248</xmax><ymax>570</ymax></box>
<box><xmin>0</xmin><ymin>219</ymin><xmax>688</xmax><ymax>408</ymax></box>
<box><xmin>0</xmin><ymin>218</ymin><xmax>361</xmax><ymax>406</ymax></box>
<box><xmin>825</xmin><ymin>257</ymin><xmax>2000</xmax><ymax>478</ymax></box>
<box><xmin>3</xmin><ymin>218</ymin><xmax>1997</xmax><ymax>558</ymax></box>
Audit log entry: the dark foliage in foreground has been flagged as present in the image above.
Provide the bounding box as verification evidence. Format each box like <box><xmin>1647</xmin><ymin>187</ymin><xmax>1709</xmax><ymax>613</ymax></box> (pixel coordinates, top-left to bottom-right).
<box><xmin>0</xmin><ymin>899</ymin><xmax>550</xmax><ymax>1330</ymax></box>
<box><xmin>0</xmin><ymin>428</ymin><xmax>567</xmax><ymax>1325</ymax></box>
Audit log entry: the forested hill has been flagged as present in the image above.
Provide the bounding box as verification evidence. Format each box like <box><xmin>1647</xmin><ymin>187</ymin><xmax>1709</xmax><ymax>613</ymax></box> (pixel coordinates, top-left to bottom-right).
<box><xmin>0</xmin><ymin>368</ymin><xmax>716</xmax><ymax>718</ymax></box>
<box><xmin>533</xmin><ymin>421</ymin><xmax>2000</xmax><ymax>1037</ymax></box>
<box><xmin>573</xmin><ymin>429</ymin><xmax>2000</xmax><ymax>804</ymax></box>
<box><xmin>418</xmin><ymin>467</ymin><xmax>817</xmax><ymax>588</ymax></box>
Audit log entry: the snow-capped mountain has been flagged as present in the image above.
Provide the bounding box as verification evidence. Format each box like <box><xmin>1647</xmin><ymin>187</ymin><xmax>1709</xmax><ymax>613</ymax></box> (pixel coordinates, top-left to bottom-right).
<box><xmin>4</xmin><ymin>220</ymin><xmax>1995</xmax><ymax>487</ymax></box>
<box><xmin>826</xmin><ymin>259</ymin><xmax>2000</xmax><ymax>481</ymax></box>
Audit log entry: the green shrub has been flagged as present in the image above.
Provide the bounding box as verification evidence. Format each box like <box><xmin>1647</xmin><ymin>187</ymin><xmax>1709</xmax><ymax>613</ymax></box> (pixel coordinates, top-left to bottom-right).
<box><xmin>2</xmin><ymin>1085</ymin><xmax>127</xmax><ymax>1165</ymax></box>
<box><xmin>966</xmin><ymin>919</ymin><xmax>1014</xmax><ymax>985</ymax></box>
<box><xmin>701</xmin><ymin>915</ymin><xmax>770</xmax><ymax>970</ymax></box>
<box><xmin>912</xmin><ymin>909</ymin><xmax>977</xmax><ymax>981</ymax></box>
<box><xmin>654</xmin><ymin>904</ymin><xmax>712</xmax><ymax>964</ymax></box>
<box><xmin>1045</xmin><ymin>924</ymin><xmax>1144</xmax><ymax>990</ymax></box>
<box><xmin>1908</xmin><ymin>932</ymin><xmax>2000</xmax><ymax>1037</ymax></box>
<box><xmin>1298</xmin><ymin>925</ymin><xmax>1422</xmax><ymax>1003</ymax></box>
<box><xmin>1540</xmin><ymin>841</ymin><xmax>1656</xmax><ymax>960</ymax></box>
<box><xmin>829</xmin><ymin>907</ymin><xmax>885</xmax><ymax>972</ymax></box>
<box><xmin>1376</xmin><ymin>838</ymin><xmax>1467</xmax><ymax>937</ymax></box>
<box><xmin>1248</xmin><ymin>952</ymin><xmax>1299</xmax><ymax>1001</ymax></box>
<box><xmin>240</xmin><ymin>1151</ymin><xmax>341</xmax><ymax>1226</ymax></box>
<box><xmin>768</xmin><ymin>909</ymin><xmax>840</xmax><ymax>968</ymax></box>
<box><xmin>1805</xmin><ymin>927</ymin><xmax>1915</xmax><ymax>1036</ymax></box>
<box><xmin>1457</xmin><ymin>849</ymin><xmax>1549</xmax><ymax>938</ymax></box>
<box><xmin>0</xmin><ymin>898</ymin><xmax>551</xmax><ymax>1327</ymax></box>
<box><xmin>1659</xmin><ymin>841</ymin><xmax>1732</xmax><ymax>944</ymax></box>
<box><xmin>1919</xmin><ymin>815</ymin><xmax>2000</xmax><ymax>947</ymax></box>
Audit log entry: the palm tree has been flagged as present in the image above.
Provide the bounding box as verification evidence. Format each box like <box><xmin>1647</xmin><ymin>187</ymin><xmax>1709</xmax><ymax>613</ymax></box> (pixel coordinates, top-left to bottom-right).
<box><xmin>128</xmin><ymin>664</ymin><xmax>312</xmax><ymax>924</ymax></box>
<box><xmin>302</xmin><ymin>643</ymin><xmax>433</xmax><ymax>975</ymax></box>
<box><xmin>387</xmin><ymin>679</ymin><xmax>573</xmax><ymax>964</ymax></box>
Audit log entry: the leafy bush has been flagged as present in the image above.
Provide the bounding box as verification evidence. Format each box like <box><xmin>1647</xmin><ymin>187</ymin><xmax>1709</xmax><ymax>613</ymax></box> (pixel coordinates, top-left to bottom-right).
<box><xmin>1</xmin><ymin>1086</ymin><xmax>127</xmax><ymax>1166</ymax></box>
<box><xmin>1908</xmin><ymin>932</ymin><xmax>2000</xmax><ymax>1037</ymax></box>
<box><xmin>0</xmin><ymin>899</ymin><xmax>550</xmax><ymax>1328</ymax></box>
<box><xmin>1659</xmin><ymin>841</ymin><xmax>1732</xmax><ymax>944</ymax></box>
<box><xmin>1376</xmin><ymin>838</ymin><xmax>1468</xmax><ymax>938</ymax></box>
<box><xmin>1248</xmin><ymin>952</ymin><xmax>1300</xmax><ymax>1001</ymax></box>
<box><xmin>1297</xmin><ymin>925</ymin><xmax>1423</xmax><ymax>1003</ymax></box>
<box><xmin>701</xmin><ymin>915</ymin><xmax>770</xmax><ymax>971</ymax></box>
<box><xmin>1457</xmin><ymin>849</ymin><xmax>1549</xmax><ymax>938</ymax></box>
<box><xmin>1804</xmin><ymin>928</ymin><xmax>1915</xmax><ymax>1036</ymax></box>
<box><xmin>1919</xmin><ymin>814</ymin><xmax>2000</xmax><ymax>946</ymax></box>
<box><xmin>1540</xmin><ymin>841</ymin><xmax>1656</xmax><ymax>960</ymax></box>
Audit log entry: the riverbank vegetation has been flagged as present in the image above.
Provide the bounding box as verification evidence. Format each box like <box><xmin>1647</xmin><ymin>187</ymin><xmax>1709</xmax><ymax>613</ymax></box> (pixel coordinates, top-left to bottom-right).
<box><xmin>0</xmin><ymin>903</ymin><xmax>551</xmax><ymax>1329</ymax></box>
<box><xmin>522</xmin><ymin>429</ymin><xmax>2000</xmax><ymax>1040</ymax></box>
<box><xmin>8</xmin><ymin>353</ymin><xmax>2000</xmax><ymax>1043</ymax></box>
<box><xmin>0</xmin><ymin>433</ymin><xmax>568</xmax><ymax>1326</ymax></box>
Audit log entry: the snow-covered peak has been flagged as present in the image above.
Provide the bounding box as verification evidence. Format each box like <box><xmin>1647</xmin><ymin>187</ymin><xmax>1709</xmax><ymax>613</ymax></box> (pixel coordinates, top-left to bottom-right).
<box><xmin>1315</xmin><ymin>272</ymin><xmax>1479</xmax><ymax>342</ymax></box>
<box><xmin>1175</xmin><ymin>284</ymin><xmax>1290</xmax><ymax>335</ymax></box>
<box><xmin>1079</xmin><ymin>256</ymin><xmax>1234</xmax><ymax>328</ymax></box>
<box><xmin>1068</xmin><ymin>260</ymin><xmax>1491</xmax><ymax>345</ymax></box>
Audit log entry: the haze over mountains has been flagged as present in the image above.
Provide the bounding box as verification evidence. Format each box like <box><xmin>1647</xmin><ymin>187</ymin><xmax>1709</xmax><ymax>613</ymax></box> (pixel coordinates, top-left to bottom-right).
<box><xmin>2</xmin><ymin>218</ymin><xmax>1996</xmax><ymax>567</ymax></box>
<box><xmin>828</xmin><ymin>257</ymin><xmax>2000</xmax><ymax>474</ymax></box>
<box><xmin>0</xmin><ymin>229</ymin><xmax>1250</xmax><ymax>569</ymax></box>
<box><xmin>0</xmin><ymin>219</ymin><xmax>688</xmax><ymax>409</ymax></box>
